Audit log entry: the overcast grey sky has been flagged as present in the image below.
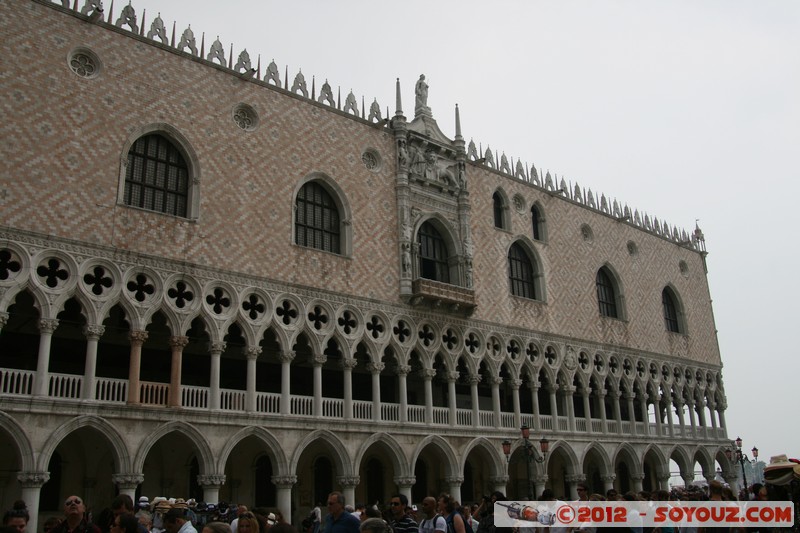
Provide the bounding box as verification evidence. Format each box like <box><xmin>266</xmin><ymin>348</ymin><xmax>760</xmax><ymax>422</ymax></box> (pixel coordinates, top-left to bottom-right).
<box><xmin>124</xmin><ymin>0</ymin><xmax>800</xmax><ymax>464</ymax></box>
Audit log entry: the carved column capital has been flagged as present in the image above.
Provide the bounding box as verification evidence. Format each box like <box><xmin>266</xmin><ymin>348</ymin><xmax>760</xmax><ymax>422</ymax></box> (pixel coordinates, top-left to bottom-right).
<box><xmin>510</xmin><ymin>378</ymin><xmax>522</xmax><ymax>390</ymax></box>
<box><xmin>196</xmin><ymin>474</ymin><xmax>226</xmax><ymax>486</ymax></box>
<box><xmin>271</xmin><ymin>475</ymin><xmax>298</xmax><ymax>488</ymax></box>
<box><xmin>546</xmin><ymin>383</ymin><xmax>559</xmax><ymax>393</ymax></box>
<box><xmin>17</xmin><ymin>471</ymin><xmax>50</xmax><ymax>488</ymax></box>
<box><xmin>341</xmin><ymin>358</ymin><xmax>358</xmax><ymax>370</ymax></box>
<box><xmin>209</xmin><ymin>341</ymin><xmax>227</xmax><ymax>354</ymax></box>
<box><xmin>312</xmin><ymin>354</ymin><xmax>327</xmax><ymax>366</ymax></box>
<box><xmin>601</xmin><ymin>474</ymin><xmax>617</xmax><ymax>483</ymax></box>
<box><xmin>629</xmin><ymin>473</ymin><xmax>646</xmax><ymax>482</ymax></box>
<box><xmin>565</xmin><ymin>474</ymin><xmax>586</xmax><ymax>483</ymax></box>
<box><xmin>169</xmin><ymin>336</ymin><xmax>189</xmax><ymax>349</ymax></box>
<box><xmin>336</xmin><ymin>476</ymin><xmax>360</xmax><ymax>488</ymax></box>
<box><xmin>533</xmin><ymin>475</ymin><xmax>549</xmax><ymax>484</ymax></box>
<box><xmin>422</xmin><ymin>368</ymin><xmax>437</xmax><ymax>380</ymax></box>
<box><xmin>393</xmin><ymin>476</ymin><xmax>416</xmax><ymax>488</ymax></box>
<box><xmin>245</xmin><ymin>346</ymin><xmax>261</xmax><ymax>360</ymax></box>
<box><xmin>129</xmin><ymin>330</ymin><xmax>148</xmax><ymax>345</ymax></box>
<box><xmin>112</xmin><ymin>473</ymin><xmax>144</xmax><ymax>488</ymax></box>
<box><xmin>83</xmin><ymin>324</ymin><xmax>105</xmax><ymax>340</ymax></box>
<box><xmin>468</xmin><ymin>374</ymin><xmax>482</xmax><ymax>385</ymax></box>
<box><xmin>656</xmin><ymin>473</ymin><xmax>672</xmax><ymax>482</ymax></box>
<box><xmin>367</xmin><ymin>362</ymin><xmax>385</xmax><ymax>374</ymax></box>
<box><xmin>489</xmin><ymin>475</ymin><xmax>509</xmax><ymax>485</ymax></box>
<box><xmin>396</xmin><ymin>364</ymin><xmax>411</xmax><ymax>376</ymax></box>
<box><xmin>38</xmin><ymin>318</ymin><xmax>59</xmax><ymax>334</ymax></box>
<box><xmin>445</xmin><ymin>476</ymin><xmax>464</xmax><ymax>485</ymax></box>
<box><xmin>279</xmin><ymin>350</ymin><xmax>296</xmax><ymax>363</ymax></box>
<box><xmin>447</xmin><ymin>371</ymin><xmax>460</xmax><ymax>383</ymax></box>
<box><xmin>491</xmin><ymin>376</ymin><xmax>504</xmax><ymax>386</ymax></box>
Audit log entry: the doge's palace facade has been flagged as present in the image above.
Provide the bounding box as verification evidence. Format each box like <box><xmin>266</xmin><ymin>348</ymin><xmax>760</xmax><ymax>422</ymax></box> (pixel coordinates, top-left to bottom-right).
<box><xmin>0</xmin><ymin>1</ymin><xmax>734</xmax><ymax>530</ymax></box>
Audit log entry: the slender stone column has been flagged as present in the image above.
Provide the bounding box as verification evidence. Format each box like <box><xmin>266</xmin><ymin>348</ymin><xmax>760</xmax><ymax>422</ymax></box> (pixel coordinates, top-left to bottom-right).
<box><xmin>607</xmin><ymin>390</ymin><xmax>620</xmax><ymax>434</ymax></box>
<box><xmin>640</xmin><ymin>395</ymin><xmax>650</xmax><ymax>435</ymax></box>
<box><xmin>565</xmin><ymin>474</ymin><xmax>585</xmax><ymax>500</ymax></box>
<box><xmin>168</xmin><ymin>336</ymin><xmax>189</xmax><ymax>407</ymax></box>
<box><xmin>657</xmin><ymin>473</ymin><xmax>671</xmax><ymax>491</ymax></box>
<box><xmin>81</xmin><ymin>325</ymin><xmax>104</xmax><ymax>400</ymax></box>
<box><xmin>313</xmin><ymin>354</ymin><xmax>326</xmax><ymax>417</ymax></box>
<box><xmin>112</xmin><ymin>473</ymin><xmax>144</xmax><ymax>501</ymax></box>
<box><xmin>423</xmin><ymin>369</ymin><xmax>435</xmax><ymax>424</ymax></box>
<box><xmin>489</xmin><ymin>475</ymin><xmax>510</xmax><ymax>496</ymax></box>
<box><xmin>337</xmin><ymin>476</ymin><xmax>359</xmax><ymax>508</ymax></box>
<box><xmin>625</xmin><ymin>392</ymin><xmax>636</xmax><ymax>435</ymax></box>
<box><xmin>665</xmin><ymin>397</ymin><xmax>675</xmax><ymax>437</ymax></box>
<box><xmin>342</xmin><ymin>358</ymin><xmax>357</xmax><ymax>420</ymax></box>
<box><xmin>708</xmin><ymin>400</ymin><xmax>718</xmax><ymax>438</ymax></box>
<box><xmin>81</xmin><ymin>325</ymin><xmax>106</xmax><ymax>400</ymax></box>
<box><xmin>397</xmin><ymin>364</ymin><xmax>410</xmax><ymax>423</ymax></box>
<box><xmin>530</xmin><ymin>381</ymin><xmax>541</xmax><ymax>430</ymax></box>
<box><xmin>246</xmin><ymin>347</ymin><xmax>261</xmax><ymax>413</ymax></box>
<box><xmin>675</xmin><ymin>399</ymin><xmax>686</xmax><ymax>437</ymax></box>
<box><xmin>272</xmin><ymin>476</ymin><xmax>297</xmax><ymax>524</ymax></box>
<box><xmin>279</xmin><ymin>351</ymin><xmax>295</xmax><ymax>415</ymax></box>
<box><xmin>394</xmin><ymin>476</ymin><xmax>415</xmax><ymax>506</ymax></box>
<box><xmin>548</xmin><ymin>383</ymin><xmax>559</xmax><ymax>424</ymax></box>
<box><xmin>533</xmin><ymin>475</ymin><xmax>548</xmax><ymax>500</ymax></box>
<box><xmin>446</xmin><ymin>476</ymin><xmax>464</xmax><ymax>504</ymax></box>
<box><xmin>447</xmin><ymin>371</ymin><xmax>459</xmax><ymax>427</ymax></box>
<box><xmin>208</xmin><ymin>341</ymin><xmax>225</xmax><ymax>410</ymax></box>
<box><xmin>197</xmin><ymin>474</ymin><xmax>226</xmax><ymax>506</ymax></box>
<box><xmin>491</xmin><ymin>377</ymin><xmax>502</xmax><ymax>428</ymax></box>
<box><xmin>582</xmin><ymin>388</ymin><xmax>592</xmax><ymax>434</ymax></box>
<box><xmin>630</xmin><ymin>473</ymin><xmax>645</xmax><ymax>493</ymax></box>
<box><xmin>17</xmin><ymin>472</ymin><xmax>49</xmax><ymax>533</ymax></box>
<box><xmin>597</xmin><ymin>389</ymin><xmax>608</xmax><ymax>434</ymax></box>
<box><xmin>697</xmin><ymin>398</ymin><xmax>708</xmax><ymax>438</ymax></box>
<box><xmin>564</xmin><ymin>385</ymin><xmax>576</xmax><ymax>432</ymax></box>
<box><xmin>654</xmin><ymin>393</ymin><xmax>663</xmax><ymax>437</ymax></box>
<box><xmin>127</xmin><ymin>330</ymin><xmax>147</xmax><ymax>404</ymax></box>
<box><xmin>681</xmin><ymin>471</ymin><xmax>695</xmax><ymax>488</ymax></box>
<box><xmin>717</xmin><ymin>401</ymin><xmax>728</xmax><ymax>431</ymax></box>
<box><xmin>368</xmin><ymin>362</ymin><xmax>384</xmax><ymax>422</ymax></box>
<box><xmin>686</xmin><ymin>398</ymin><xmax>697</xmax><ymax>437</ymax></box>
<box><xmin>602</xmin><ymin>474</ymin><xmax>616</xmax><ymax>494</ymax></box>
<box><xmin>34</xmin><ymin>318</ymin><xmax>58</xmax><ymax>396</ymax></box>
<box><xmin>469</xmin><ymin>375</ymin><xmax>480</xmax><ymax>428</ymax></box>
<box><xmin>511</xmin><ymin>378</ymin><xmax>522</xmax><ymax>430</ymax></box>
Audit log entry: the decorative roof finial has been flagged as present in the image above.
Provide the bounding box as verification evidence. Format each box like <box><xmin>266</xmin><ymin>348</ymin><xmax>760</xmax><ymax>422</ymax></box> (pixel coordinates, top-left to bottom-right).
<box><xmin>395</xmin><ymin>78</ymin><xmax>403</xmax><ymax>116</ymax></box>
<box><xmin>455</xmin><ymin>104</ymin><xmax>462</xmax><ymax>140</ymax></box>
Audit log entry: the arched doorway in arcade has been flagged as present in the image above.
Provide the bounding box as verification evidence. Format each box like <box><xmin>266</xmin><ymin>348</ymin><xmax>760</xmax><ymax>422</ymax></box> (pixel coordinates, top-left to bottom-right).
<box><xmin>412</xmin><ymin>443</ymin><xmax>449</xmax><ymax>504</ymax></box>
<box><xmin>141</xmin><ymin>431</ymin><xmax>205</xmax><ymax>501</ymax></box>
<box><xmin>222</xmin><ymin>434</ymin><xmax>279</xmax><ymax>507</ymax></box>
<box><xmin>462</xmin><ymin>443</ymin><xmax>497</xmax><ymax>505</ymax></box>
<box><xmin>39</xmin><ymin>425</ymin><xmax>119</xmax><ymax>512</ymax></box>
<box><xmin>582</xmin><ymin>446</ymin><xmax>609</xmax><ymax>495</ymax></box>
<box><xmin>356</xmin><ymin>440</ymin><xmax>399</xmax><ymax>508</ymax></box>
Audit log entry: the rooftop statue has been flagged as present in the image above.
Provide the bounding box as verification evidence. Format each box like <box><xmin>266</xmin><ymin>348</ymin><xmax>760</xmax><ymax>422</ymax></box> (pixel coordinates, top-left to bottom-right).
<box><xmin>415</xmin><ymin>74</ymin><xmax>431</xmax><ymax>117</ymax></box>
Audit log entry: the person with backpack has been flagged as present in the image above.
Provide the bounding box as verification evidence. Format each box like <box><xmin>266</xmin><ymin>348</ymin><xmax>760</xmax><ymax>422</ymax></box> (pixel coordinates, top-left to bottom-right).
<box><xmin>418</xmin><ymin>498</ymin><xmax>445</xmax><ymax>533</ymax></box>
<box><xmin>435</xmin><ymin>495</ymin><xmax>470</xmax><ymax>533</ymax></box>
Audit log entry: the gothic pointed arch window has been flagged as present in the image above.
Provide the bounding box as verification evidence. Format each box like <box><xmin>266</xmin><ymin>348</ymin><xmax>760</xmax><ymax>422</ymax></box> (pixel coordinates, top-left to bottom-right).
<box><xmin>493</xmin><ymin>192</ymin><xmax>504</xmax><ymax>228</ymax></box>
<box><xmin>508</xmin><ymin>242</ymin><xmax>537</xmax><ymax>299</ymax></box>
<box><xmin>124</xmin><ymin>133</ymin><xmax>190</xmax><ymax>217</ymax></box>
<box><xmin>596</xmin><ymin>267</ymin><xmax>620</xmax><ymax>318</ymax></box>
<box><xmin>662</xmin><ymin>286</ymin><xmax>683</xmax><ymax>333</ymax></box>
<box><xmin>531</xmin><ymin>203</ymin><xmax>546</xmax><ymax>241</ymax></box>
<box><xmin>418</xmin><ymin>221</ymin><xmax>450</xmax><ymax>283</ymax></box>
<box><xmin>295</xmin><ymin>181</ymin><xmax>341</xmax><ymax>254</ymax></box>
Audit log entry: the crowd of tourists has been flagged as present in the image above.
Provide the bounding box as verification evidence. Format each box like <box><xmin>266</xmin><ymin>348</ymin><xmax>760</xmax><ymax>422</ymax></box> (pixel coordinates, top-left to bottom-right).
<box><xmin>3</xmin><ymin>481</ymin><xmax>796</xmax><ymax>533</ymax></box>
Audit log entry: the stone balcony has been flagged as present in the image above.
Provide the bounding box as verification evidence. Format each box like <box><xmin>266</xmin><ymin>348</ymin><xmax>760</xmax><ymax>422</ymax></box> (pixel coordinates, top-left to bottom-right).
<box><xmin>408</xmin><ymin>278</ymin><xmax>477</xmax><ymax>315</ymax></box>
